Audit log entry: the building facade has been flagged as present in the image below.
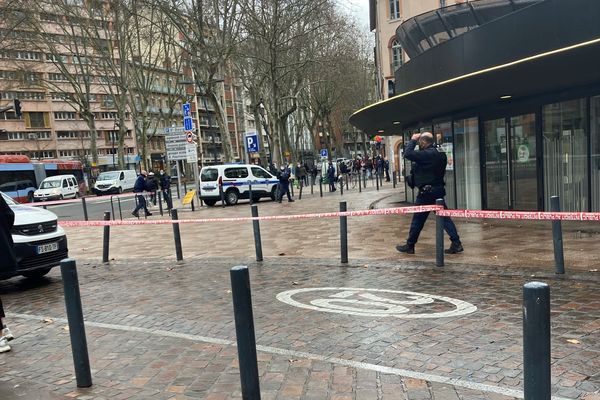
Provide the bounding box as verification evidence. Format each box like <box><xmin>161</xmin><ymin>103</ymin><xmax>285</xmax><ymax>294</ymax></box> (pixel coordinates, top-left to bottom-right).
<box><xmin>352</xmin><ymin>0</ymin><xmax>600</xmax><ymax>212</ymax></box>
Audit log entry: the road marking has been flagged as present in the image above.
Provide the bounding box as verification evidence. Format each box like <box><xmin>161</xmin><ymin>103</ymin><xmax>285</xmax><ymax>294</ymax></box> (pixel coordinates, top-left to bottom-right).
<box><xmin>9</xmin><ymin>312</ymin><xmax>571</xmax><ymax>400</ymax></box>
<box><xmin>276</xmin><ymin>287</ymin><xmax>477</xmax><ymax>318</ymax></box>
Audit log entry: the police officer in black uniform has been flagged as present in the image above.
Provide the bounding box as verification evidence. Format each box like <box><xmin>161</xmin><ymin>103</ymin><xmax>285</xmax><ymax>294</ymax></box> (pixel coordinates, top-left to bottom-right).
<box><xmin>396</xmin><ymin>132</ymin><xmax>463</xmax><ymax>254</ymax></box>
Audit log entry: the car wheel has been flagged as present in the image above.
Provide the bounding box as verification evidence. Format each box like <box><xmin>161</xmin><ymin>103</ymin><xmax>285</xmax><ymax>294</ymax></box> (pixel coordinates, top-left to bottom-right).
<box><xmin>271</xmin><ymin>186</ymin><xmax>278</xmax><ymax>201</ymax></box>
<box><xmin>59</xmin><ymin>194</ymin><xmax>64</xmax><ymax>200</ymax></box>
<box><xmin>21</xmin><ymin>267</ymin><xmax>52</xmax><ymax>279</ymax></box>
<box><xmin>75</xmin><ymin>192</ymin><xmax>80</xmax><ymax>198</ymax></box>
<box><xmin>204</xmin><ymin>199</ymin><xmax>217</xmax><ymax>206</ymax></box>
<box><xmin>118</xmin><ymin>187</ymin><xmax>123</xmax><ymax>194</ymax></box>
<box><xmin>225</xmin><ymin>189</ymin><xmax>239</xmax><ymax>205</ymax></box>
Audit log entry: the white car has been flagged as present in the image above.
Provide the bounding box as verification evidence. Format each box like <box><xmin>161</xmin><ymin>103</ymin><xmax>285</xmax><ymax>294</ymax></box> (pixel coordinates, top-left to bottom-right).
<box><xmin>199</xmin><ymin>164</ymin><xmax>279</xmax><ymax>206</ymax></box>
<box><xmin>34</xmin><ymin>174</ymin><xmax>79</xmax><ymax>201</ymax></box>
<box><xmin>1</xmin><ymin>192</ymin><xmax>68</xmax><ymax>279</ymax></box>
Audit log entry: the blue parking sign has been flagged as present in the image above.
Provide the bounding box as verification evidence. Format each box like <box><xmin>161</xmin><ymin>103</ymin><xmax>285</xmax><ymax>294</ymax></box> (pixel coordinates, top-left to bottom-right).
<box><xmin>245</xmin><ymin>132</ymin><xmax>259</xmax><ymax>153</ymax></box>
<box><xmin>182</xmin><ymin>103</ymin><xmax>191</xmax><ymax>117</ymax></box>
<box><xmin>184</xmin><ymin>116</ymin><xmax>193</xmax><ymax>131</ymax></box>
<box><xmin>320</xmin><ymin>149</ymin><xmax>328</xmax><ymax>158</ymax></box>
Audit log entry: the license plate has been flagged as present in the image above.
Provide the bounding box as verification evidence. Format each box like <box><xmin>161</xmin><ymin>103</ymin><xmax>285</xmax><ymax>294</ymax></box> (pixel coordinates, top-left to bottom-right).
<box><xmin>37</xmin><ymin>242</ymin><xmax>58</xmax><ymax>254</ymax></box>
<box><xmin>203</xmin><ymin>187</ymin><xmax>215</xmax><ymax>191</ymax></box>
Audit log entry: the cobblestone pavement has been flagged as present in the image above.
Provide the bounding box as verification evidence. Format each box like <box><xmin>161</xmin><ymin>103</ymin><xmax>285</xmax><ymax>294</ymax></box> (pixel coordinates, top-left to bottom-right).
<box><xmin>0</xmin><ymin>182</ymin><xmax>598</xmax><ymax>399</ymax></box>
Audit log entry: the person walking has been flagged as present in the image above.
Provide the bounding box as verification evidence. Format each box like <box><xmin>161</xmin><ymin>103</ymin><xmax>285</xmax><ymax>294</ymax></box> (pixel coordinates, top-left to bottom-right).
<box><xmin>277</xmin><ymin>165</ymin><xmax>294</xmax><ymax>202</ymax></box>
<box><xmin>132</xmin><ymin>171</ymin><xmax>152</xmax><ymax>217</ymax></box>
<box><xmin>0</xmin><ymin>193</ymin><xmax>17</xmax><ymax>352</ymax></box>
<box><xmin>159</xmin><ymin>170</ymin><xmax>172</xmax><ymax>210</ymax></box>
<box><xmin>147</xmin><ymin>171</ymin><xmax>158</xmax><ymax>205</ymax></box>
<box><xmin>327</xmin><ymin>161</ymin><xmax>336</xmax><ymax>192</ymax></box>
<box><xmin>384</xmin><ymin>157</ymin><xmax>391</xmax><ymax>182</ymax></box>
<box><xmin>396</xmin><ymin>132</ymin><xmax>463</xmax><ymax>254</ymax></box>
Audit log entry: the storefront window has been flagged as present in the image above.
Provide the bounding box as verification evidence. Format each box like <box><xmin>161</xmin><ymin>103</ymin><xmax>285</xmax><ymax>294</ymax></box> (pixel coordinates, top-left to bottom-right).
<box><xmin>591</xmin><ymin>96</ymin><xmax>600</xmax><ymax>211</ymax></box>
<box><xmin>542</xmin><ymin>98</ymin><xmax>588</xmax><ymax>211</ymax></box>
<box><xmin>454</xmin><ymin>117</ymin><xmax>481</xmax><ymax>210</ymax></box>
<box><xmin>434</xmin><ymin>121</ymin><xmax>455</xmax><ymax>208</ymax></box>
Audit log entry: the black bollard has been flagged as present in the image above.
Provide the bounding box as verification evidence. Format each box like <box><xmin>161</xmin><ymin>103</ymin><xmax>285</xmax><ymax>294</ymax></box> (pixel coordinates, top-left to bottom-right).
<box><xmin>523</xmin><ymin>282</ymin><xmax>551</xmax><ymax>400</ymax></box>
<box><xmin>171</xmin><ymin>209</ymin><xmax>183</xmax><ymax>261</ymax></box>
<box><xmin>81</xmin><ymin>197</ymin><xmax>89</xmax><ymax>221</ymax></box>
<box><xmin>117</xmin><ymin>198</ymin><xmax>123</xmax><ymax>220</ymax></box>
<box><xmin>251</xmin><ymin>205</ymin><xmax>263</xmax><ymax>262</ymax></box>
<box><xmin>248</xmin><ymin>183</ymin><xmax>253</xmax><ymax>205</ymax></box>
<box><xmin>191</xmin><ymin>198</ymin><xmax>195</xmax><ymax>212</ymax></box>
<box><xmin>363</xmin><ymin>171</ymin><xmax>367</xmax><ymax>188</ymax></box>
<box><xmin>380</xmin><ymin>171</ymin><xmax>383</xmax><ymax>187</ymax></box>
<box><xmin>158</xmin><ymin>191</ymin><xmax>164</xmax><ymax>216</ymax></box>
<box><xmin>340</xmin><ymin>201</ymin><xmax>348</xmax><ymax>263</ymax></box>
<box><xmin>435</xmin><ymin>199</ymin><xmax>444</xmax><ymax>267</ymax></box>
<box><xmin>102</xmin><ymin>212</ymin><xmax>110</xmax><ymax>263</ymax></box>
<box><xmin>310</xmin><ymin>176</ymin><xmax>314</xmax><ymax>195</ymax></box>
<box><xmin>359</xmin><ymin>171</ymin><xmax>362</xmax><ymax>193</ymax></box>
<box><xmin>298</xmin><ymin>184</ymin><xmax>302</xmax><ymax>200</ymax></box>
<box><xmin>550</xmin><ymin>196</ymin><xmax>565</xmax><ymax>274</ymax></box>
<box><xmin>340</xmin><ymin>177</ymin><xmax>344</xmax><ymax>196</ymax></box>
<box><xmin>110</xmin><ymin>197</ymin><xmax>116</xmax><ymax>221</ymax></box>
<box><xmin>319</xmin><ymin>179</ymin><xmax>323</xmax><ymax>197</ymax></box>
<box><xmin>60</xmin><ymin>259</ymin><xmax>93</xmax><ymax>388</ymax></box>
<box><xmin>290</xmin><ymin>182</ymin><xmax>294</xmax><ymax>197</ymax></box>
<box><xmin>220</xmin><ymin>185</ymin><xmax>225</xmax><ymax>208</ymax></box>
<box><xmin>345</xmin><ymin>175</ymin><xmax>349</xmax><ymax>191</ymax></box>
<box><xmin>393</xmin><ymin>171</ymin><xmax>397</xmax><ymax>188</ymax></box>
<box><xmin>230</xmin><ymin>266</ymin><xmax>261</xmax><ymax>400</ymax></box>
<box><xmin>376</xmin><ymin>172</ymin><xmax>379</xmax><ymax>191</ymax></box>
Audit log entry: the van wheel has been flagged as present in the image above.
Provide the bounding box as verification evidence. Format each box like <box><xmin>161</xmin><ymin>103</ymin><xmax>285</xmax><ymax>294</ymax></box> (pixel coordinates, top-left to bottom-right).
<box><xmin>204</xmin><ymin>199</ymin><xmax>216</xmax><ymax>206</ymax></box>
<box><xmin>21</xmin><ymin>268</ymin><xmax>52</xmax><ymax>279</ymax></box>
<box><xmin>225</xmin><ymin>189</ymin><xmax>239</xmax><ymax>205</ymax></box>
<box><xmin>271</xmin><ymin>186</ymin><xmax>278</xmax><ymax>201</ymax></box>
<box><xmin>75</xmin><ymin>192</ymin><xmax>80</xmax><ymax>198</ymax></box>
<box><xmin>118</xmin><ymin>187</ymin><xmax>123</xmax><ymax>194</ymax></box>
<box><xmin>59</xmin><ymin>194</ymin><xmax>64</xmax><ymax>200</ymax></box>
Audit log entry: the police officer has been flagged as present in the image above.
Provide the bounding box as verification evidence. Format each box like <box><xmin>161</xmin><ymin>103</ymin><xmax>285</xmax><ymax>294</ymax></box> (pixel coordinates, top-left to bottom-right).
<box><xmin>396</xmin><ymin>132</ymin><xmax>463</xmax><ymax>254</ymax></box>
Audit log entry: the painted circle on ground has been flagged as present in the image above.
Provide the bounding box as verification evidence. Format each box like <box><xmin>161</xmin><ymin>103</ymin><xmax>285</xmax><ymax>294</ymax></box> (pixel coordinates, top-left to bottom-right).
<box><xmin>276</xmin><ymin>287</ymin><xmax>477</xmax><ymax>319</ymax></box>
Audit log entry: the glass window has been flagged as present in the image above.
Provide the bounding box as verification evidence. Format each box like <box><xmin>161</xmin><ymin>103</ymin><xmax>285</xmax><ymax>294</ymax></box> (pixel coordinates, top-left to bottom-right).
<box><xmin>590</xmin><ymin>96</ymin><xmax>600</xmax><ymax>211</ymax></box>
<box><xmin>453</xmin><ymin>117</ymin><xmax>481</xmax><ymax>210</ymax></box>
<box><xmin>200</xmin><ymin>168</ymin><xmax>218</xmax><ymax>182</ymax></box>
<box><xmin>434</xmin><ymin>121</ymin><xmax>455</xmax><ymax>208</ymax></box>
<box><xmin>391</xmin><ymin>40</ymin><xmax>403</xmax><ymax>72</ymax></box>
<box><xmin>251</xmin><ymin>167</ymin><xmax>271</xmax><ymax>178</ymax></box>
<box><xmin>389</xmin><ymin>0</ymin><xmax>400</xmax><ymax>19</ymax></box>
<box><xmin>224</xmin><ymin>167</ymin><xmax>248</xmax><ymax>179</ymax></box>
<box><xmin>542</xmin><ymin>99</ymin><xmax>588</xmax><ymax>211</ymax></box>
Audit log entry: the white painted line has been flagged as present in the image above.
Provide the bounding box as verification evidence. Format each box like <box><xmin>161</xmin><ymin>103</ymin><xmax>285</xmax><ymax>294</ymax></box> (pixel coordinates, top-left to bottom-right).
<box><xmin>9</xmin><ymin>312</ymin><xmax>572</xmax><ymax>400</ymax></box>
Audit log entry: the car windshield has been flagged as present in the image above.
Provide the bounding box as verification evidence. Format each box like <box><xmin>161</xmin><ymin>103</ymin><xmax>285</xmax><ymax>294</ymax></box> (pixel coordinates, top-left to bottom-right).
<box><xmin>97</xmin><ymin>172</ymin><xmax>119</xmax><ymax>181</ymax></box>
<box><xmin>40</xmin><ymin>180</ymin><xmax>61</xmax><ymax>189</ymax></box>
<box><xmin>0</xmin><ymin>191</ymin><xmax>16</xmax><ymax>205</ymax></box>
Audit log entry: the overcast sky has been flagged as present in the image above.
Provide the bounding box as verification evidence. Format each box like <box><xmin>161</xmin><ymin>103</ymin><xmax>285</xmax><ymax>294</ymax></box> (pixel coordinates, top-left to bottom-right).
<box><xmin>339</xmin><ymin>0</ymin><xmax>371</xmax><ymax>31</ymax></box>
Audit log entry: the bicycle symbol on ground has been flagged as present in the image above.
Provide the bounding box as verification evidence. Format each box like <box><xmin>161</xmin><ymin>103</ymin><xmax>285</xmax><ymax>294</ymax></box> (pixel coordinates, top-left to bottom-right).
<box><xmin>276</xmin><ymin>287</ymin><xmax>477</xmax><ymax>319</ymax></box>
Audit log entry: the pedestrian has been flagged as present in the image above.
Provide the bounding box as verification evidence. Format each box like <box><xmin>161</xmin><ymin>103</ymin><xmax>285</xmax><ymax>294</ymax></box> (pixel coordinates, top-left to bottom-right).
<box><xmin>396</xmin><ymin>132</ymin><xmax>463</xmax><ymax>254</ymax></box>
<box><xmin>277</xmin><ymin>165</ymin><xmax>294</xmax><ymax>203</ymax></box>
<box><xmin>132</xmin><ymin>171</ymin><xmax>152</xmax><ymax>217</ymax></box>
<box><xmin>296</xmin><ymin>162</ymin><xmax>307</xmax><ymax>188</ymax></box>
<box><xmin>327</xmin><ymin>161</ymin><xmax>336</xmax><ymax>192</ymax></box>
<box><xmin>384</xmin><ymin>157</ymin><xmax>390</xmax><ymax>182</ymax></box>
<box><xmin>159</xmin><ymin>169</ymin><xmax>172</xmax><ymax>209</ymax></box>
<box><xmin>147</xmin><ymin>171</ymin><xmax>158</xmax><ymax>205</ymax></box>
<box><xmin>0</xmin><ymin>193</ymin><xmax>17</xmax><ymax>353</ymax></box>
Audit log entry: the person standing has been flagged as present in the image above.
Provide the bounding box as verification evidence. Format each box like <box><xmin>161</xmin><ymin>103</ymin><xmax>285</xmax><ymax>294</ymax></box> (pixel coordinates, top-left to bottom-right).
<box><xmin>384</xmin><ymin>157</ymin><xmax>391</xmax><ymax>182</ymax></box>
<box><xmin>277</xmin><ymin>165</ymin><xmax>294</xmax><ymax>202</ymax></box>
<box><xmin>396</xmin><ymin>132</ymin><xmax>463</xmax><ymax>254</ymax></box>
<box><xmin>132</xmin><ymin>171</ymin><xmax>152</xmax><ymax>217</ymax></box>
<box><xmin>327</xmin><ymin>161</ymin><xmax>336</xmax><ymax>192</ymax></box>
<box><xmin>0</xmin><ymin>193</ymin><xmax>17</xmax><ymax>352</ymax></box>
<box><xmin>159</xmin><ymin>170</ymin><xmax>172</xmax><ymax>210</ymax></box>
<box><xmin>146</xmin><ymin>171</ymin><xmax>158</xmax><ymax>205</ymax></box>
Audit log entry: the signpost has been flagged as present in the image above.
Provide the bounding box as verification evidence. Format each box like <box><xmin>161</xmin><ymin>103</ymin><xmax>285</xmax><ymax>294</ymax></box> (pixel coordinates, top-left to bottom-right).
<box><xmin>320</xmin><ymin>149</ymin><xmax>328</xmax><ymax>159</ymax></box>
<box><xmin>245</xmin><ymin>132</ymin><xmax>259</xmax><ymax>164</ymax></box>
<box><xmin>164</xmin><ymin>127</ymin><xmax>187</xmax><ymax>199</ymax></box>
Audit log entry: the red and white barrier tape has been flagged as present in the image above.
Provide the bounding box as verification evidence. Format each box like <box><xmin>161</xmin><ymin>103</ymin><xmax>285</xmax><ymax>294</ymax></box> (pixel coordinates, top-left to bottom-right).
<box><xmin>59</xmin><ymin>205</ymin><xmax>442</xmax><ymax>227</ymax></box>
<box><xmin>437</xmin><ymin>209</ymin><xmax>600</xmax><ymax>221</ymax></box>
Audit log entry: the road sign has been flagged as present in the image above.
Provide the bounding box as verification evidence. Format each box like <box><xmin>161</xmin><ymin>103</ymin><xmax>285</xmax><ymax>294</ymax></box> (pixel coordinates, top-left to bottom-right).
<box><xmin>166</xmin><ymin>128</ymin><xmax>188</xmax><ymax>160</ymax></box>
<box><xmin>184</xmin><ymin>117</ymin><xmax>193</xmax><ymax>131</ymax></box>
<box><xmin>165</xmin><ymin>134</ymin><xmax>187</xmax><ymax>144</ymax></box>
<box><xmin>186</xmin><ymin>143</ymin><xmax>198</xmax><ymax>163</ymax></box>
<box><xmin>320</xmin><ymin>149</ymin><xmax>328</xmax><ymax>158</ymax></box>
<box><xmin>182</xmin><ymin>190</ymin><xmax>197</xmax><ymax>205</ymax></box>
<box><xmin>186</xmin><ymin>132</ymin><xmax>194</xmax><ymax>143</ymax></box>
<box><xmin>182</xmin><ymin>103</ymin><xmax>191</xmax><ymax>118</ymax></box>
<box><xmin>164</xmin><ymin>127</ymin><xmax>185</xmax><ymax>135</ymax></box>
<box><xmin>245</xmin><ymin>132</ymin><xmax>259</xmax><ymax>153</ymax></box>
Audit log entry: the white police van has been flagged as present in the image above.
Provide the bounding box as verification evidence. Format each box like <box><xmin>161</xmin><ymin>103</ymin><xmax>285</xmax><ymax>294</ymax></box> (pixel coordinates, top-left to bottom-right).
<box><xmin>199</xmin><ymin>164</ymin><xmax>279</xmax><ymax>206</ymax></box>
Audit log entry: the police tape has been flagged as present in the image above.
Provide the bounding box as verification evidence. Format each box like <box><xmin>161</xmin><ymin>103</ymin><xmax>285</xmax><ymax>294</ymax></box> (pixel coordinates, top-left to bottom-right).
<box><xmin>58</xmin><ymin>205</ymin><xmax>444</xmax><ymax>227</ymax></box>
<box><xmin>437</xmin><ymin>209</ymin><xmax>600</xmax><ymax>221</ymax></box>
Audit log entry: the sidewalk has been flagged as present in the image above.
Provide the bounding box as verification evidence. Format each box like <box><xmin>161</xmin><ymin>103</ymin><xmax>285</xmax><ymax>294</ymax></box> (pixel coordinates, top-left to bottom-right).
<box><xmin>0</xmin><ymin>181</ymin><xmax>598</xmax><ymax>399</ymax></box>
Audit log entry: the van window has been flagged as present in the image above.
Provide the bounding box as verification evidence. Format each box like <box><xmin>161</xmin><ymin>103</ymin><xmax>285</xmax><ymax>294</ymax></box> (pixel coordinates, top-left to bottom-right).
<box><xmin>69</xmin><ymin>178</ymin><xmax>76</xmax><ymax>187</ymax></box>
<box><xmin>62</xmin><ymin>179</ymin><xmax>68</xmax><ymax>188</ymax></box>
<box><xmin>251</xmin><ymin>167</ymin><xmax>271</xmax><ymax>179</ymax></box>
<box><xmin>224</xmin><ymin>167</ymin><xmax>248</xmax><ymax>179</ymax></box>
<box><xmin>119</xmin><ymin>172</ymin><xmax>124</xmax><ymax>180</ymax></box>
<box><xmin>201</xmin><ymin>168</ymin><xmax>219</xmax><ymax>182</ymax></box>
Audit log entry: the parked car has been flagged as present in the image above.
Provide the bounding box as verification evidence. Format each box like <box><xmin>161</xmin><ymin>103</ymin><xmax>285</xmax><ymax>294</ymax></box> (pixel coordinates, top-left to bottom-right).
<box><xmin>33</xmin><ymin>174</ymin><xmax>79</xmax><ymax>201</ymax></box>
<box><xmin>199</xmin><ymin>164</ymin><xmax>279</xmax><ymax>206</ymax></box>
<box><xmin>93</xmin><ymin>169</ymin><xmax>137</xmax><ymax>195</ymax></box>
<box><xmin>0</xmin><ymin>191</ymin><xmax>68</xmax><ymax>279</ymax></box>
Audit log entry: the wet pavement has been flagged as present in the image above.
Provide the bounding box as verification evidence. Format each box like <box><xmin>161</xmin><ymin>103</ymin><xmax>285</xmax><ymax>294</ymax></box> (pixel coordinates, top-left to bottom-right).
<box><xmin>0</xmin><ymin>181</ymin><xmax>598</xmax><ymax>399</ymax></box>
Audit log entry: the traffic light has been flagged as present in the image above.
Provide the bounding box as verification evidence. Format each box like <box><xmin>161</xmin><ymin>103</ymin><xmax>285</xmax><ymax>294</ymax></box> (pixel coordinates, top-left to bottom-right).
<box><xmin>13</xmin><ymin>99</ymin><xmax>21</xmax><ymax>118</ymax></box>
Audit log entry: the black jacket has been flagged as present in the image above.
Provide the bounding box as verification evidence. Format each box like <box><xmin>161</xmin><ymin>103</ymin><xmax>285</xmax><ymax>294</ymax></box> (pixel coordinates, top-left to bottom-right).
<box><xmin>0</xmin><ymin>194</ymin><xmax>18</xmax><ymax>271</ymax></box>
<box><xmin>404</xmin><ymin>140</ymin><xmax>447</xmax><ymax>188</ymax></box>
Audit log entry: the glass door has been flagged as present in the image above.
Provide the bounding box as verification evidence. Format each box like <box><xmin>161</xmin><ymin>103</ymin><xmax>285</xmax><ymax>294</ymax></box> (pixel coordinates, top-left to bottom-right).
<box><xmin>484</xmin><ymin>113</ymin><xmax>537</xmax><ymax>210</ymax></box>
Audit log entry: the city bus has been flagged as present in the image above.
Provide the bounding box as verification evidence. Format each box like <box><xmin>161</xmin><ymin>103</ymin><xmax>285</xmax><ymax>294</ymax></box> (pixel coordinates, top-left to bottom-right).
<box><xmin>0</xmin><ymin>155</ymin><xmax>87</xmax><ymax>202</ymax></box>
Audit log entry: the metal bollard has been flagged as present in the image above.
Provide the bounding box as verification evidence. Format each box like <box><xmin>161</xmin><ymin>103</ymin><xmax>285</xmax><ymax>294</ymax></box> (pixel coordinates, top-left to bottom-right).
<box><xmin>523</xmin><ymin>282</ymin><xmax>551</xmax><ymax>400</ymax></box>
<box><xmin>230</xmin><ymin>266</ymin><xmax>261</xmax><ymax>400</ymax></box>
<box><xmin>110</xmin><ymin>197</ymin><xmax>116</xmax><ymax>221</ymax></box>
<box><xmin>550</xmin><ymin>196</ymin><xmax>565</xmax><ymax>274</ymax></box>
<box><xmin>248</xmin><ymin>183</ymin><xmax>253</xmax><ymax>205</ymax></box>
<box><xmin>290</xmin><ymin>182</ymin><xmax>294</xmax><ymax>197</ymax></box>
<box><xmin>340</xmin><ymin>201</ymin><xmax>348</xmax><ymax>263</ymax></box>
<box><xmin>158</xmin><ymin>191</ymin><xmax>164</xmax><ymax>216</ymax></box>
<box><xmin>310</xmin><ymin>177</ymin><xmax>314</xmax><ymax>195</ymax></box>
<box><xmin>359</xmin><ymin>171</ymin><xmax>362</xmax><ymax>193</ymax></box>
<box><xmin>346</xmin><ymin>175</ymin><xmax>349</xmax><ymax>191</ymax></box>
<box><xmin>191</xmin><ymin>198</ymin><xmax>195</xmax><ymax>212</ymax></box>
<box><xmin>60</xmin><ymin>259</ymin><xmax>93</xmax><ymax>388</ymax></box>
<box><xmin>376</xmin><ymin>172</ymin><xmax>379</xmax><ymax>191</ymax></box>
<box><xmin>393</xmin><ymin>171</ymin><xmax>397</xmax><ymax>188</ymax></box>
<box><xmin>102</xmin><ymin>212</ymin><xmax>110</xmax><ymax>263</ymax></box>
<box><xmin>363</xmin><ymin>171</ymin><xmax>367</xmax><ymax>188</ymax></box>
<box><xmin>81</xmin><ymin>197</ymin><xmax>89</xmax><ymax>221</ymax></box>
<box><xmin>117</xmin><ymin>197</ymin><xmax>123</xmax><ymax>220</ymax></box>
<box><xmin>220</xmin><ymin>185</ymin><xmax>225</xmax><ymax>208</ymax></box>
<box><xmin>435</xmin><ymin>199</ymin><xmax>444</xmax><ymax>267</ymax></box>
<box><xmin>319</xmin><ymin>179</ymin><xmax>323</xmax><ymax>197</ymax></box>
<box><xmin>171</xmin><ymin>209</ymin><xmax>183</xmax><ymax>261</ymax></box>
<box><xmin>298</xmin><ymin>184</ymin><xmax>302</xmax><ymax>200</ymax></box>
<box><xmin>251</xmin><ymin>205</ymin><xmax>263</xmax><ymax>262</ymax></box>
<box><xmin>380</xmin><ymin>172</ymin><xmax>383</xmax><ymax>186</ymax></box>
<box><xmin>340</xmin><ymin>177</ymin><xmax>344</xmax><ymax>196</ymax></box>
